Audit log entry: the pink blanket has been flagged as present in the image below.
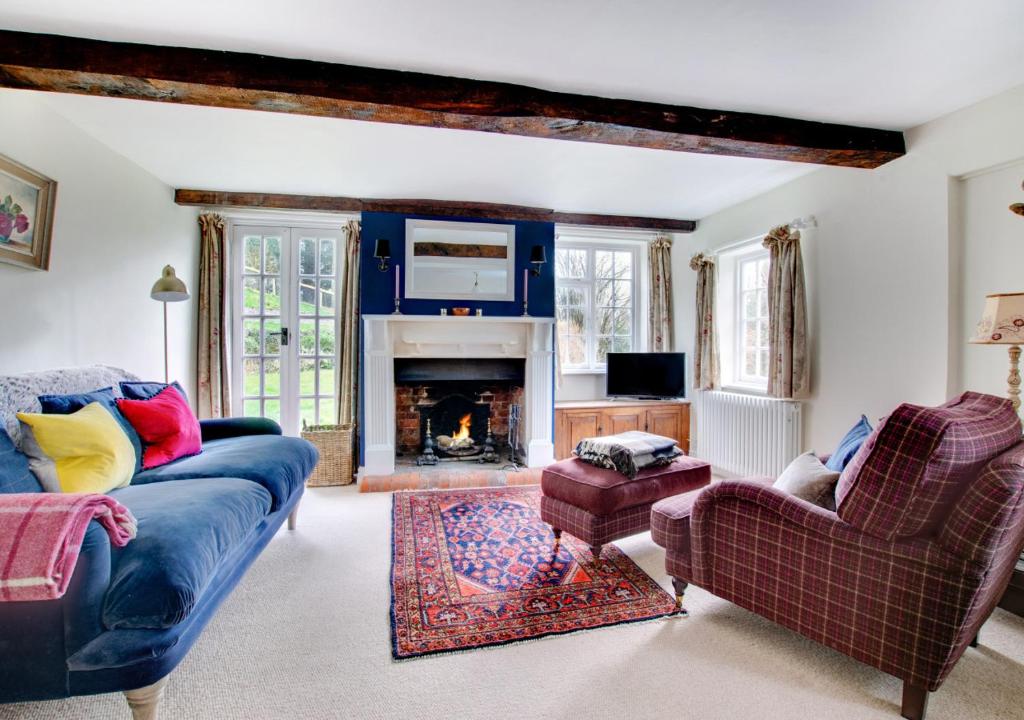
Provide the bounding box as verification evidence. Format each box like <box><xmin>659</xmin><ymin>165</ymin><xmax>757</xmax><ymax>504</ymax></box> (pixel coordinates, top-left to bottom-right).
<box><xmin>0</xmin><ymin>493</ymin><xmax>137</xmax><ymax>602</ymax></box>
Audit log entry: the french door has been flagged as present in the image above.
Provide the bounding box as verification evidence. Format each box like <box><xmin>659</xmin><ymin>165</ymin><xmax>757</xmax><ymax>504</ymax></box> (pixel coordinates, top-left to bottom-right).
<box><xmin>231</xmin><ymin>224</ymin><xmax>343</xmax><ymax>436</ymax></box>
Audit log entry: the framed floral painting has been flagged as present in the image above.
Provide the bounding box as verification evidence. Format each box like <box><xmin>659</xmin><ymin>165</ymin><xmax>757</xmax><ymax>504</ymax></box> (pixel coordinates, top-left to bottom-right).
<box><xmin>0</xmin><ymin>153</ymin><xmax>56</xmax><ymax>271</ymax></box>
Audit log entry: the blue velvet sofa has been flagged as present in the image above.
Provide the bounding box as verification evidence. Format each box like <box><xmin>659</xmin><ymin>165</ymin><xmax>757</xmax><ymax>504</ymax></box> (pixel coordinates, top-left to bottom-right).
<box><xmin>0</xmin><ymin>366</ymin><xmax>318</xmax><ymax>718</ymax></box>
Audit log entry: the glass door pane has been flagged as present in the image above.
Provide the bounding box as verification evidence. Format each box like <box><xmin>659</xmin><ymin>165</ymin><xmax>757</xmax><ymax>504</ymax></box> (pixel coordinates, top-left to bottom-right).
<box><xmin>297</xmin><ymin>233</ymin><xmax>339</xmax><ymax>429</ymax></box>
<box><xmin>235</xmin><ymin>226</ymin><xmax>291</xmax><ymax>429</ymax></box>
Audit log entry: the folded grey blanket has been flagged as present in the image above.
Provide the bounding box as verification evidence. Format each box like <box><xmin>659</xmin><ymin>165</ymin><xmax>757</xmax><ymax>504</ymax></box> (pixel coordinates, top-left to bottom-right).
<box><xmin>574</xmin><ymin>431</ymin><xmax>684</xmax><ymax>479</ymax></box>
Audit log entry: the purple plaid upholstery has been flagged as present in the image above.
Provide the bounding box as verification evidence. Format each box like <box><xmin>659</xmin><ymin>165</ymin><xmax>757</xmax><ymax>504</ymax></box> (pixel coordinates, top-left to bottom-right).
<box><xmin>650</xmin><ymin>392</ymin><xmax>1024</xmax><ymax>694</ymax></box>
<box><xmin>540</xmin><ymin>495</ymin><xmax>653</xmax><ymax>546</ymax></box>
<box><xmin>836</xmin><ymin>392</ymin><xmax>1021</xmax><ymax>541</ymax></box>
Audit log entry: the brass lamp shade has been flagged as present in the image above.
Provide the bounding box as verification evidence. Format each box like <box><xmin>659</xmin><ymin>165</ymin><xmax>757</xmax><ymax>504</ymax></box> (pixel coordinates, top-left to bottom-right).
<box><xmin>970</xmin><ymin>292</ymin><xmax>1024</xmax><ymax>344</ymax></box>
<box><xmin>151</xmin><ymin>265</ymin><xmax>190</xmax><ymax>302</ymax></box>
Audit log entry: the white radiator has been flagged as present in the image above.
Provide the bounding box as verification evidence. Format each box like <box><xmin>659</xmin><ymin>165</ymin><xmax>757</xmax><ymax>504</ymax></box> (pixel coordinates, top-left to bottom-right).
<box><xmin>691</xmin><ymin>391</ymin><xmax>803</xmax><ymax>477</ymax></box>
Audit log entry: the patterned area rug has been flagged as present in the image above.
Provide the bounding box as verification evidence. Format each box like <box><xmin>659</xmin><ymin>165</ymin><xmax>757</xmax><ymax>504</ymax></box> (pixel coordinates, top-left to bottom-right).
<box><xmin>391</xmin><ymin>486</ymin><xmax>677</xmax><ymax>659</ymax></box>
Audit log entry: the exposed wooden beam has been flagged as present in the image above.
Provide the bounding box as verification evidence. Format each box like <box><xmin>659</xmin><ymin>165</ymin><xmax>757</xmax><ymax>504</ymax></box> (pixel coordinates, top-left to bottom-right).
<box><xmin>173</xmin><ymin>189</ymin><xmax>698</xmax><ymax>232</ymax></box>
<box><xmin>0</xmin><ymin>30</ymin><xmax>905</xmax><ymax>168</ymax></box>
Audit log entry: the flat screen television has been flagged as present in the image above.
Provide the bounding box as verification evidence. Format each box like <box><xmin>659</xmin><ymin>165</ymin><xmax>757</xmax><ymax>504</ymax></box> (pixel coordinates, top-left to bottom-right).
<box><xmin>606</xmin><ymin>352</ymin><xmax>687</xmax><ymax>399</ymax></box>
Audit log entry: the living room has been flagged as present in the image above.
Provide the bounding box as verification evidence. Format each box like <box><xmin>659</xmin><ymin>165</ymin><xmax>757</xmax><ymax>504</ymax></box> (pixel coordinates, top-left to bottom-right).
<box><xmin>1</xmin><ymin>2</ymin><xmax>1023</xmax><ymax>719</ymax></box>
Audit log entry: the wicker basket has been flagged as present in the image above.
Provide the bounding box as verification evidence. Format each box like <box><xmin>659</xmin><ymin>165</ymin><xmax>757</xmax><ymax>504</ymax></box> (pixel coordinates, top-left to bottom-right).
<box><xmin>301</xmin><ymin>423</ymin><xmax>355</xmax><ymax>486</ymax></box>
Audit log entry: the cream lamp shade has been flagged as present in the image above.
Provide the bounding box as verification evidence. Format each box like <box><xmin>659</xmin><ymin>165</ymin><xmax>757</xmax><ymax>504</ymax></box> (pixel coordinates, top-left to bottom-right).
<box><xmin>970</xmin><ymin>292</ymin><xmax>1024</xmax><ymax>344</ymax></box>
<box><xmin>150</xmin><ymin>265</ymin><xmax>190</xmax><ymax>302</ymax></box>
<box><xmin>970</xmin><ymin>292</ymin><xmax>1024</xmax><ymax>412</ymax></box>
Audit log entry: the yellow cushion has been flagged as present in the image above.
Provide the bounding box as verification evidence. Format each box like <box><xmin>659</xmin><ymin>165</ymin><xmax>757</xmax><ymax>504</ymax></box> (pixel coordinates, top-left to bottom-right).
<box><xmin>17</xmin><ymin>402</ymin><xmax>135</xmax><ymax>493</ymax></box>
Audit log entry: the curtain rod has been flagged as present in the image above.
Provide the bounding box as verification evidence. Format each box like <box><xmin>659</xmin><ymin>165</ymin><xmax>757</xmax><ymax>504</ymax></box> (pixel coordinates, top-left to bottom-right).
<box><xmin>707</xmin><ymin>215</ymin><xmax>818</xmax><ymax>256</ymax></box>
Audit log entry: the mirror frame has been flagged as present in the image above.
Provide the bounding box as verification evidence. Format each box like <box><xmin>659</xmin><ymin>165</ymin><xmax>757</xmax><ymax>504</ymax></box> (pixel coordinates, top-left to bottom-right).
<box><xmin>404</xmin><ymin>219</ymin><xmax>517</xmax><ymax>301</ymax></box>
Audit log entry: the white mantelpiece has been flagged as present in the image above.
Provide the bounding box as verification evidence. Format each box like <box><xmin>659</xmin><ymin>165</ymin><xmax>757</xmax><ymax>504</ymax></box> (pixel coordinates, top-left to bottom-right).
<box><xmin>360</xmin><ymin>315</ymin><xmax>556</xmax><ymax>476</ymax></box>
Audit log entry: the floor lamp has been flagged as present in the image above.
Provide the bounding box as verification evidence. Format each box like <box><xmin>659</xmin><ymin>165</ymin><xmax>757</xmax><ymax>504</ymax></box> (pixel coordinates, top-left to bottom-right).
<box><xmin>151</xmin><ymin>265</ymin><xmax>190</xmax><ymax>383</ymax></box>
<box><xmin>970</xmin><ymin>292</ymin><xmax>1024</xmax><ymax>412</ymax></box>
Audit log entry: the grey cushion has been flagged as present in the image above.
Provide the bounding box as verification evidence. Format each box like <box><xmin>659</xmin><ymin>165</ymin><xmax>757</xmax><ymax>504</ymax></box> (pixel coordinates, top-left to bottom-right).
<box><xmin>773</xmin><ymin>451</ymin><xmax>840</xmax><ymax>510</ymax></box>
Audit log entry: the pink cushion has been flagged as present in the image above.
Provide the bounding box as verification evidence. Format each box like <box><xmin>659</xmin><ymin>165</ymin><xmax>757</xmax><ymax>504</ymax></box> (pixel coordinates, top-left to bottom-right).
<box><xmin>835</xmin><ymin>392</ymin><xmax>1021</xmax><ymax>541</ymax></box>
<box><xmin>116</xmin><ymin>386</ymin><xmax>202</xmax><ymax>469</ymax></box>
<box><xmin>541</xmin><ymin>456</ymin><xmax>711</xmax><ymax>516</ymax></box>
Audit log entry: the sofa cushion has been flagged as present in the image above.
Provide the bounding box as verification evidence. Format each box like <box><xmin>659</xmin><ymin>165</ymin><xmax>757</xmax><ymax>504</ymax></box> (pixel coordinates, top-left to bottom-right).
<box><xmin>825</xmin><ymin>415</ymin><xmax>872</xmax><ymax>473</ymax></box>
<box><xmin>541</xmin><ymin>455</ymin><xmax>711</xmax><ymax>516</ymax></box>
<box><xmin>131</xmin><ymin>434</ymin><xmax>317</xmax><ymax>511</ymax></box>
<box><xmin>104</xmin><ymin>477</ymin><xmax>272</xmax><ymax>629</ymax></box>
<box><xmin>39</xmin><ymin>387</ymin><xmax>144</xmax><ymax>474</ymax></box>
<box><xmin>836</xmin><ymin>392</ymin><xmax>1022</xmax><ymax>541</ymax></box>
<box><xmin>116</xmin><ymin>387</ymin><xmax>202</xmax><ymax>469</ymax></box>
<box><xmin>119</xmin><ymin>380</ymin><xmax>189</xmax><ymax>404</ymax></box>
<box><xmin>774</xmin><ymin>452</ymin><xmax>840</xmax><ymax>510</ymax></box>
<box><xmin>17</xmin><ymin>403</ymin><xmax>136</xmax><ymax>494</ymax></box>
<box><xmin>0</xmin><ymin>428</ymin><xmax>41</xmax><ymax>493</ymax></box>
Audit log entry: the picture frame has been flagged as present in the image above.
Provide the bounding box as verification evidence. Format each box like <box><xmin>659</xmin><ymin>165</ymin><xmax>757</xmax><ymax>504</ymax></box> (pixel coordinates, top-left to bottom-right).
<box><xmin>0</xmin><ymin>153</ymin><xmax>56</xmax><ymax>271</ymax></box>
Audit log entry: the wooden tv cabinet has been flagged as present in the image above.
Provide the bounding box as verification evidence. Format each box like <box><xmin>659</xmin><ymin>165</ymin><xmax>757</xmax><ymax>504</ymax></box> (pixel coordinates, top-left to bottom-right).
<box><xmin>554</xmin><ymin>399</ymin><xmax>691</xmax><ymax>460</ymax></box>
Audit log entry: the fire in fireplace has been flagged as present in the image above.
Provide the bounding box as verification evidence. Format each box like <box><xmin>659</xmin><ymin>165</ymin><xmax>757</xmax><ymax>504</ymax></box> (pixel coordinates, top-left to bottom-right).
<box><xmin>394</xmin><ymin>357</ymin><xmax>524</xmax><ymax>465</ymax></box>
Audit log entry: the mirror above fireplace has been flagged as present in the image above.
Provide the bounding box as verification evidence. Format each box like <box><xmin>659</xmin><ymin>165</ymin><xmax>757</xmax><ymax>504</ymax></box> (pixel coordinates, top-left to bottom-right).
<box><xmin>404</xmin><ymin>219</ymin><xmax>516</xmax><ymax>301</ymax></box>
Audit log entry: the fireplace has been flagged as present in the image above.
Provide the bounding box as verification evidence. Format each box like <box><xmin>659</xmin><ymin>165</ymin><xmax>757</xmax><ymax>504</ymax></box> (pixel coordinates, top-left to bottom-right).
<box><xmin>361</xmin><ymin>315</ymin><xmax>555</xmax><ymax>477</ymax></box>
<box><xmin>394</xmin><ymin>358</ymin><xmax>525</xmax><ymax>464</ymax></box>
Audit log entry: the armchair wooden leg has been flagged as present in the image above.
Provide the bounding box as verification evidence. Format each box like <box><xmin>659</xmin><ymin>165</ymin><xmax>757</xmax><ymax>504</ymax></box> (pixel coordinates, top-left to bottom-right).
<box><xmin>590</xmin><ymin>544</ymin><xmax>603</xmax><ymax>561</ymax></box>
<box><xmin>672</xmin><ymin>577</ymin><xmax>689</xmax><ymax>617</ymax></box>
<box><xmin>551</xmin><ymin>528</ymin><xmax>562</xmax><ymax>551</ymax></box>
<box><xmin>970</xmin><ymin>632</ymin><xmax>979</xmax><ymax>648</ymax></box>
<box><xmin>287</xmin><ymin>505</ymin><xmax>299</xmax><ymax>531</ymax></box>
<box><xmin>901</xmin><ymin>681</ymin><xmax>929</xmax><ymax>720</ymax></box>
<box><xmin>124</xmin><ymin>676</ymin><xmax>169</xmax><ymax>720</ymax></box>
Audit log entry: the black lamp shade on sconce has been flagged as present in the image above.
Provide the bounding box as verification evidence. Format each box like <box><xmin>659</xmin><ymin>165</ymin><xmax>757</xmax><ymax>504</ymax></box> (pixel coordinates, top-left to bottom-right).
<box><xmin>529</xmin><ymin>245</ymin><xmax>547</xmax><ymax>276</ymax></box>
<box><xmin>374</xmin><ymin>238</ymin><xmax>391</xmax><ymax>272</ymax></box>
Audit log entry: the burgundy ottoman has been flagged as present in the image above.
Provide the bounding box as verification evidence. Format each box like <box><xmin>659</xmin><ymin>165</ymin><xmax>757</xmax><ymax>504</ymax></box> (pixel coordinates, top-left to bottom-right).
<box><xmin>540</xmin><ymin>456</ymin><xmax>711</xmax><ymax>561</ymax></box>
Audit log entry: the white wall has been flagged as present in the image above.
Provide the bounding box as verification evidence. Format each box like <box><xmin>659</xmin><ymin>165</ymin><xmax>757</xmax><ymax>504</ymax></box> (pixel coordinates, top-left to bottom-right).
<box><xmin>954</xmin><ymin>160</ymin><xmax>1024</xmax><ymax>397</ymax></box>
<box><xmin>675</xmin><ymin>85</ymin><xmax>1024</xmax><ymax>452</ymax></box>
<box><xmin>0</xmin><ymin>91</ymin><xmax>198</xmax><ymax>390</ymax></box>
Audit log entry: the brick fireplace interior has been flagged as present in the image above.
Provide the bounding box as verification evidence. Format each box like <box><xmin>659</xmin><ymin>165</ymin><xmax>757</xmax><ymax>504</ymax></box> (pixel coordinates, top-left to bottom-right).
<box><xmin>394</xmin><ymin>358</ymin><xmax>525</xmax><ymax>464</ymax></box>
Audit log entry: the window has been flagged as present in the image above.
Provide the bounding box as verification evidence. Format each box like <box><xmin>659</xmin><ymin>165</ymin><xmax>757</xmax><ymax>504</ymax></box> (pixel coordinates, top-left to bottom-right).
<box><xmin>736</xmin><ymin>254</ymin><xmax>770</xmax><ymax>385</ymax></box>
<box><xmin>716</xmin><ymin>241</ymin><xmax>770</xmax><ymax>392</ymax></box>
<box><xmin>555</xmin><ymin>239</ymin><xmax>642</xmax><ymax>371</ymax></box>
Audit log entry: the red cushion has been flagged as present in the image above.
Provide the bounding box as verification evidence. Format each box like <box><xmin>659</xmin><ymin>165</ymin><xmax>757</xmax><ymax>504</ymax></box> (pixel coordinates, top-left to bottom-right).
<box><xmin>541</xmin><ymin>456</ymin><xmax>711</xmax><ymax>516</ymax></box>
<box><xmin>116</xmin><ymin>386</ymin><xmax>202</xmax><ymax>469</ymax></box>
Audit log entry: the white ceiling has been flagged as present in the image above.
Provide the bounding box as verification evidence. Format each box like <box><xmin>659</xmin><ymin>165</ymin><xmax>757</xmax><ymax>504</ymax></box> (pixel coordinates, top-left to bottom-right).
<box><xmin>5</xmin><ymin>0</ymin><xmax>1023</xmax><ymax>219</ymax></box>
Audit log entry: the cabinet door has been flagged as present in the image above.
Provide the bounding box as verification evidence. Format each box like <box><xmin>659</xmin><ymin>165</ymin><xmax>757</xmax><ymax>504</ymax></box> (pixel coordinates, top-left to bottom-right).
<box><xmin>603</xmin><ymin>408</ymin><xmax>644</xmax><ymax>435</ymax></box>
<box><xmin>646</xmin><ymin>407</ymin><xmax>683</xmax><ymax>442</ymax></box>
<box><xmin>557</xmin><ymin>410</ymin><xmax>602</xmax><ymax>459</ymax></box>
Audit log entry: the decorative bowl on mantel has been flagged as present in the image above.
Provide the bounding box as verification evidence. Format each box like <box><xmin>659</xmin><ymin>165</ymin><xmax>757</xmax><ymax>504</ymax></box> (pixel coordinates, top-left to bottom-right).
<box><xmin>451</xmin><ymin>307</ymin><xmax>470</xmax><ymax>316</ymax></box>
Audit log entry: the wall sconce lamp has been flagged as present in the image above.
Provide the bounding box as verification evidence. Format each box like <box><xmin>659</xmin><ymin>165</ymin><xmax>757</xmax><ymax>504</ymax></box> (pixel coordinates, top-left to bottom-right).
<box><xmin>529</xmin><ymin>245</ymin><xmax>547</xmax><ymax>277</ymax></box>
<box><xmin>374</xmin><ymin>238</ymin><xmax>391</xmax><ymax>272</ymax></box>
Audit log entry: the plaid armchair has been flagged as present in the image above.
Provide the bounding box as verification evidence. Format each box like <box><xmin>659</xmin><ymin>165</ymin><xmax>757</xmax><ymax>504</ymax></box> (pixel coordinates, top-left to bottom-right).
<box><xmin>651</xmin><ymin>392</ymin><xmax>1024</xmax><ymax>720</ymax></box>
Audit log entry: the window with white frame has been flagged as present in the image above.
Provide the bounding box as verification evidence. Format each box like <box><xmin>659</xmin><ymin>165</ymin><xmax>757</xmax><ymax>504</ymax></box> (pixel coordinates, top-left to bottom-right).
<box><xmin>716</xmin><ymin>241</ymin><xmax>770</xmax><ymax>391</ymax></box>
<box><xmin>555</xmin><ymin>238</ymin><xmax>643</xmax><ymax>372</ymax></box>
<box><xmin>736</xmin><ymin>253</ymin><xmax>770</xmax><ymax>385</ymax></box>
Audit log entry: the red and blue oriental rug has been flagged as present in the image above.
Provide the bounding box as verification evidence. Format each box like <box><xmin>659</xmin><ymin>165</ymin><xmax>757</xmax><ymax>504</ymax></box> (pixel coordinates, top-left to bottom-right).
<box><xmin>390</xmin><ymin>486</ymin><xmax>677</xmax><ymax>659</ymax></box>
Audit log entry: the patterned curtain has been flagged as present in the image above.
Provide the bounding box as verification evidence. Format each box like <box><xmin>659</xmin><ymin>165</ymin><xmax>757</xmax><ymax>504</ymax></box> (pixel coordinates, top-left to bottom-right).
<box><xmin>337</xmin><ymin>220</ymin><xmax>361</xmax><ymax>426</ymax></box>
<box><xmin>762</xmin><ymin>225</ymin><xmax>809</xmax><ymax>398</ymax></box>
<box><xmin>648</xmin><ymin>234</ymin><xmax>674</xmax><ymax>351</ymax></box>
<box><xmin>196</xmin><ymin>213</ymin><xmax>230</xmax><ymax>419</ymax></box>
<box><xmin>690</xmin><ymin>253</ymin><xmax>720</xmax><ymax>390</ymax></box>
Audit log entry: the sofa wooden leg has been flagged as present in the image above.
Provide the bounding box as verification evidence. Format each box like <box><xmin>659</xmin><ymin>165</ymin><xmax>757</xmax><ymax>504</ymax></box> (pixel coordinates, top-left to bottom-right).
<box><xmin>551</xmin><ymin>528</ymin><xmax>562</xmax><ymax>551</ymax></box>
<box><xmin>672</xmin><ymin>577</ymin><xmax>689</xmax><ymax>617</ymax></box>
<box><xmin>287</xmin><ymin>506</ymin><xmax>298</xmax><ymax>531</ymax></box>
<box><xmin>901</xmin><ymin>681</ymin><xmax>929</xmax><ymax>720</ymax></box>
<box><xmin>970</xmin><ymin>632</ymin><xmax>979</xmax><ymax>648</ymax></box>
<box><xmin>590</xmin><ymin>544</ymin><xmax>603</xmax><ymax>561</ymax></box>
<box><xmin>124</xmin><ymin>676</ymin><xmax>169</xmax><ymax>720</ymax></box>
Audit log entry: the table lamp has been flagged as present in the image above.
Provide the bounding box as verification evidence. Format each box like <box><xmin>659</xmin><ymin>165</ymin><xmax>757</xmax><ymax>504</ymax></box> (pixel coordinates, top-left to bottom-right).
<box><xmin>970</xmin><ymin>292</ymin><xmax>1024</xmax><ymax>411</ymax></box>
<box><xmin>151</xmin><ymin>265</ymin><xmax>190</xmax><ymax>383</ymax></box>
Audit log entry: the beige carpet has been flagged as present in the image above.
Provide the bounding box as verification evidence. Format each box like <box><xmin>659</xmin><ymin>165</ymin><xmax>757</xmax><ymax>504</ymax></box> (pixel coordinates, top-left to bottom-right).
<box><xmin>2</xmin><ymin>486</ymin><xmax>1024</xmax><ymax>720</ymax></box>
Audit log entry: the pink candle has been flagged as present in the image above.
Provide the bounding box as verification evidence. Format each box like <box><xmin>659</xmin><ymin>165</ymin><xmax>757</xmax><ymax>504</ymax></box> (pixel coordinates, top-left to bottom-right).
<box><xmin>523</xmin><ymin>268</ymin><xmax>528</xmax><ymax>305</ymax></box>
<box><xmin>395</xmin><ymin>264</ymin><xmax>400</xmax><ymax>299</ymax></box>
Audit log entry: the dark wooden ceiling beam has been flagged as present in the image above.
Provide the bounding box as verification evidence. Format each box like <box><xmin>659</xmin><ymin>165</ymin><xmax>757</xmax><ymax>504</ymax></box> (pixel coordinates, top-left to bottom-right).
<box><xmin>173</xmin><ymin>189</ymin><xmax>698</xmax><ymax>232</ymax></box>
<box><xmin>0</xmin><ymin>30</ymin><xmax>905</xmax><ymax>168</ymax></box>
